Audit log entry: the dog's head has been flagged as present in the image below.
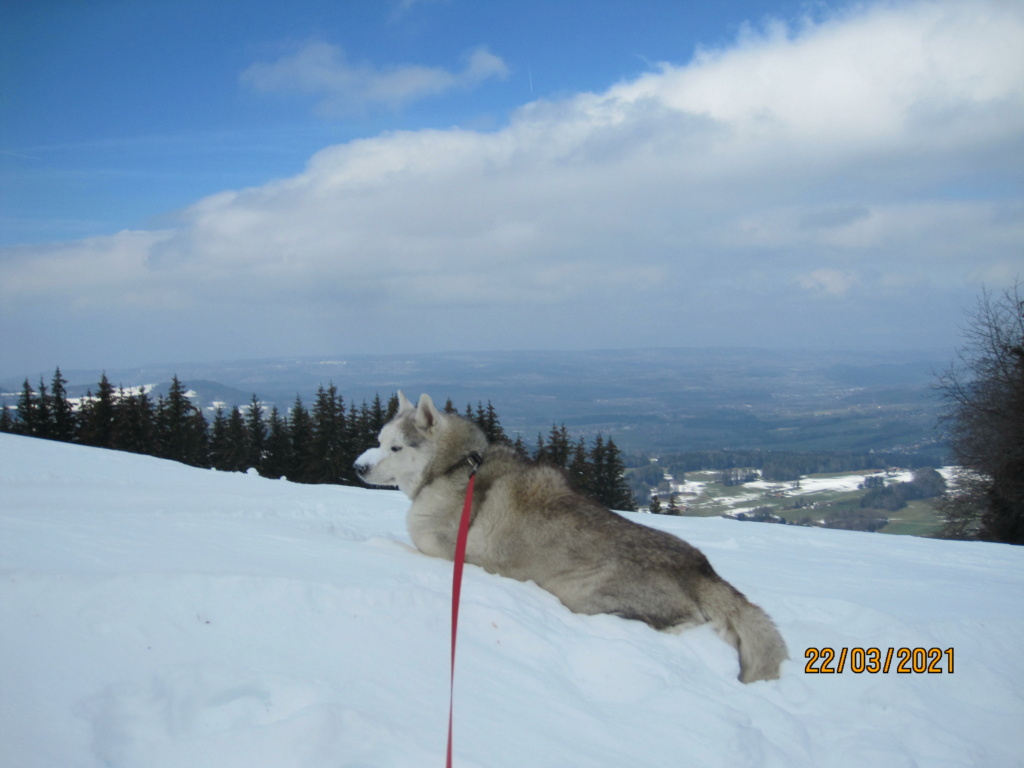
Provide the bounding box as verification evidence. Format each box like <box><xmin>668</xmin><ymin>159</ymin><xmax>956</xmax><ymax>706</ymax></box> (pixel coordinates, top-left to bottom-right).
<box><xmin>355</xmin><ymin>391</ymin><xmax>489</xmax><ymax>497</ymax></box>
<box><xmin>354</xmin><ymin>392</ymin><xmax>445</xmax><ymax>497</ymax></box>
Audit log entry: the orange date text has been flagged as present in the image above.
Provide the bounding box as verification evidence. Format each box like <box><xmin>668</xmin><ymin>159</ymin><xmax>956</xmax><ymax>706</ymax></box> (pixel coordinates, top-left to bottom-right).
<box><xmin>804</xmin><ymin>647</ymin><xmax>954</xmax><ymax>674</ymax></box>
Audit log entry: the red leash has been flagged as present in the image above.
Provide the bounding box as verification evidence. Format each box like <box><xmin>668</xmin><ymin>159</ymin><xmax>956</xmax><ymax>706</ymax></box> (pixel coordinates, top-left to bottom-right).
<box><xmin>447</xmin><ymin>455</ymin><xmax>480</xmax><ymax>768</ymax></box>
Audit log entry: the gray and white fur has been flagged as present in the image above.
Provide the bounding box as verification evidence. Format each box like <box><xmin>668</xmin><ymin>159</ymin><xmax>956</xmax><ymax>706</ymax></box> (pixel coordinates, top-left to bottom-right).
<box><xmin>355</xmin><ymin>392</ymin><xmax>788</xmax><ymax>683</ymax></box>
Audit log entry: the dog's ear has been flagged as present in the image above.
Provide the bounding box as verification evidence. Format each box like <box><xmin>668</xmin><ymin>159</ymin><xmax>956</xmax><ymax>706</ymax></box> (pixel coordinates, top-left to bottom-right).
<box><xmin>414</xmin><ymin>393</ymin><xmax>442</xmax><ymax>432</ymax></box>
<box><xmin>397</xmin><ymin>391</ymin><xmax>414</xmax><ymax>413</ymax></box>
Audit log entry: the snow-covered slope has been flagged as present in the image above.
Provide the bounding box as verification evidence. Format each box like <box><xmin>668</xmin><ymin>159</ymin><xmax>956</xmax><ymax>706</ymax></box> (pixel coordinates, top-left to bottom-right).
<box><xmin>1</xmin><ymin>433</ymin><xmax>1021</xmax><ymax>768</ymax></box>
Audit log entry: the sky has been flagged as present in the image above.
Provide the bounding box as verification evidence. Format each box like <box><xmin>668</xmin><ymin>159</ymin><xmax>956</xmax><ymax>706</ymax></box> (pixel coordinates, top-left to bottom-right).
<box><xmin>2</xmin><ymin>0</ymin><xmax>1023</xmax><ymax>377</ymax></box>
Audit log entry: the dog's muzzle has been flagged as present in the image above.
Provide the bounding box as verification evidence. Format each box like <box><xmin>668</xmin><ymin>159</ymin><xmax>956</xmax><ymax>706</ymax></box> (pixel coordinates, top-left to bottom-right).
<box><xmin>354</xmin><ymin>447</ymin><xmax>383</xmax><ymax>480</ymax></box>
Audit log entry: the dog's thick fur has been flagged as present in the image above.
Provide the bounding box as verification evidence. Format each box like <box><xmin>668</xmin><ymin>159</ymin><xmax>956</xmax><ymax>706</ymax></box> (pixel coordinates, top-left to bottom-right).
<box><xmin>355</xmin><ymin>393</ymin><xmax>788</xmax><ymax>683</ymax></box>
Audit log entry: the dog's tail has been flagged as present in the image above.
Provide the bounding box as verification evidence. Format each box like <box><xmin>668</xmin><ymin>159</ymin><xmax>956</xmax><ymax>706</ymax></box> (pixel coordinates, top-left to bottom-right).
<box><xmin>701</xmin><ymin>578</ymin><xmax>788</xmax><ymax>683</ymax></box>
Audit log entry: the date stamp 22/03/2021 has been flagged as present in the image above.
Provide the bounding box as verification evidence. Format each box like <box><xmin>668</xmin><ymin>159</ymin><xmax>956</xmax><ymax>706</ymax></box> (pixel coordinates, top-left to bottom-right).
<box><xmin>804</xmin><ymin>647</ymin><xmax>954</xmax><ymax>674</ymax></box>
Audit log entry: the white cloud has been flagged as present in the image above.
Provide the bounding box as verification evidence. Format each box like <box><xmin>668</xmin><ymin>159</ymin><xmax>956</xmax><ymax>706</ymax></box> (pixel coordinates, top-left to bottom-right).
<box><xmin>658</xmin><ymin>0</ymin><xmax>1023</xmax><ymax>147</ymax></box>
<box><xmin>240</xmin><ymin>42</ymin><xmax>509</xmax><ymax>114</ymax></box>
<box><xmin>4</xmin><ymin>0</ymin><xmax>1023</xmax><ymax>362</ymax></box>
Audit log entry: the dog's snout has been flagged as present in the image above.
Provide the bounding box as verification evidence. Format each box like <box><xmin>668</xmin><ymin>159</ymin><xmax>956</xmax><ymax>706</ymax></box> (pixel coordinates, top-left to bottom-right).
<box><xmin>354</xmin><ymin>447</ymin><xmax>383</xmax><ymax>478</ymax></box>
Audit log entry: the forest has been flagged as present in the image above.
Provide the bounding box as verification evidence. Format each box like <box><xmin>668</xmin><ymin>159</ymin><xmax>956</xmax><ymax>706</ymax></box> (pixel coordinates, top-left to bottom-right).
<box><xmin>0</xmin><ymin>368</ymin><xmax>635</xmax><ymax>512</ymax></box>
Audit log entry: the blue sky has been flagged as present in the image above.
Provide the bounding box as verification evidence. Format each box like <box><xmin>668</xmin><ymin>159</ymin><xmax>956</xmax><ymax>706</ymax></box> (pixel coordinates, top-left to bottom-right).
<box><xmin>2</xmin><ymin>0</ymin><xmax>810</xmax><ymax>243</ymax></box>
<box><xmin>2</xmin><ymin>0</ymin><xmax>1022</xmax><ymax>377</ymax></box>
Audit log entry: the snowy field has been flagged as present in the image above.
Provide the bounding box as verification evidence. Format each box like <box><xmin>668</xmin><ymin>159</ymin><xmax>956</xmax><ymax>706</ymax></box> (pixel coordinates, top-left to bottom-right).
<box><xmin>1</xmin><ymin>433</ymin><xmax>1022</xmax><ymax>768</ymax></box>
<box><xmin>674</xmin><ymin>469</ymin><xmax>918</xmax><ymax>510</ymax></box>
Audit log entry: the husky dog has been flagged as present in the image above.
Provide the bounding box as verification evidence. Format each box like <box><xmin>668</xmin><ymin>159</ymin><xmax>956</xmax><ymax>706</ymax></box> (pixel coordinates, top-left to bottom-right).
<box><xmin>355</xmin><ymin>393</ymin><xmax>788</xmax><ymax>683</ymax></box>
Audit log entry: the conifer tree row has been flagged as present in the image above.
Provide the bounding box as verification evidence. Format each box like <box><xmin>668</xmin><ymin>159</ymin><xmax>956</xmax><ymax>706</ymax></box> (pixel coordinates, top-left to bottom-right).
<box><xmin>530</xmin><ymin>422</ymin><xmax>635</xmax><ymax>511</ymax></box>
<box><xmin>0</xmin><ymin>370</ymin><xmax>402</xmax><ymax>485</ymax></box>
<box><xmin>1</xmin><ymin>370</ymin><xmax>635</xmax><ymax>509</ymax></box>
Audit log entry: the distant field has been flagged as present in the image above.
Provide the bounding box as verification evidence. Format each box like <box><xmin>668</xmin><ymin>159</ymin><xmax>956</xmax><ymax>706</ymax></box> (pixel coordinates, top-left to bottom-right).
<box><xmin>880</xmin><ymin>500</ymin><xmax>945</xmax><ymax>537</ymax></box>
<box><xmin>650</xmin><ymin>469</ymin><xmax>945</xmax><ymax>538</ymax></box>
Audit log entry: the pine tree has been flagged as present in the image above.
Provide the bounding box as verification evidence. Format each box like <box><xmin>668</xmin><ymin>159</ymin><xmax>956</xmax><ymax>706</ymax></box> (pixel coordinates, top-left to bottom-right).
<box><xmin>223</xmin><ymin>406</ymin><xmax>250</xmax><ymax>472</ymax></box>
<box><xmin>649</xmin><ymin>494</ymin><xmax>663</xmax><ymax>514</ymax></box>
<box><xmin>349</xmin><ymin>396</ymin><xmax>386</xmax><ymax>456</ymax></box>
<box><xmin>0</xmin><ymin>402</ymin><xmax>13</xmax><ymax>433</ymax></box>
<box><xmin>262</xmin><ymin>406</ymin><xmax>293</xmax><ymax>480</ymax></box>
<box><xmin>288</xmin><ymin>395</ymin><xmax>314</xmax><ymax>483</ymax></box>
<box><xmin>307</xmin><ymin>384</ymin><xmax>350</xmax><ymax>484</ymax></box>
<box><xmin>79</xmin><ymin>373</ymin><xmax>117</xmax><ymax>448</ymax></box>
<box><xmin>208</xmin><ymin>407</ymin><xmax>232</xmax><ymax>470</ymax></box>
<box><xmin>606</xmin><ymin>437</ymin><xmax>635</xmax><ymax>511</ymax></box>
<box><xmin>113</xmin><ymin>387</ymin><xmax>158</xmax><ymax>456</ymax></box>
<box><xmin>191</xmin><ymin>409</ymin><xmax>210</xmax><ymax>466</ymax></box>
<box><xmin>539</xmin><ymin>424</ymin><xmax>572</xmax><ymax>468</ymax></box>
<box><xmin>246</xmin><ymin>394</ymin><xmax>267</xmax><ymax>472</ymax></box>
<box><xmin>666</xmin><ymin>493</ymin><xmax>681</xmax><ymax>515</ymax></box>
<box><xmin>156</xmin><ymin>377</ymin><xmax>208</xmax><ymax>467</ymax></box>
<box><xmin>369</xmin><ymin>394</ymin><xmax>388</xmax><ymax>434</ymax></box>
<box><xmin>479</xmin><ymin>401</ymin><xmax>508</xmax><ymax>444</ymax></box>
<box><xmin>348</xmin><ymin>402</ymin><xmax>367</xmax><ymax>457</ymax></box>
<box><xmin>15</xmin><ymin>380</ymin><xmax>37</xmax><ymax>436</ymax></box>
<box><xmin>34</xmin><ymin>379</ymin><xmax>52</xmax><ymax>438</ymax></box>
<box><xmin>48</xmin><ymin>367</ymin><xmax>76</xmax><ymax>442</ymax></box>
<box><xmin>351</xmin><ymin>393</ymin><xmax>389</xmax><ymax>454</ymax></box>
<box><xmin>568</xmin><ymin>437</ymin><xmax>591</xmax><ymax>494</ymax></box>
<box><xmin>589</xmin><ymin>435</ymin><xmax>634</xmax><ymax>511</ymax></box>
<box><xmin>386</xmin><ymin>393</ymin><xmax>401</xmax><ymax>420</ymax></box>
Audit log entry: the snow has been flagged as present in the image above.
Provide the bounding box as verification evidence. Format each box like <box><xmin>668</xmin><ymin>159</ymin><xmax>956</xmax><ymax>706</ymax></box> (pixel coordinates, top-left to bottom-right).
<box><xmin>746</xmin><ymin>470</ymin><xmax>916</xmax><ymax>496</ymax></box>
<box><xmin>666</xmin><ymin>469</ymin><xmax>932</xmax><ymax>514</ymax></box>
<box><xmin>1</xmin><ymin>433</ymin><xmax>1022</xmax><ymax>768</ymax></box>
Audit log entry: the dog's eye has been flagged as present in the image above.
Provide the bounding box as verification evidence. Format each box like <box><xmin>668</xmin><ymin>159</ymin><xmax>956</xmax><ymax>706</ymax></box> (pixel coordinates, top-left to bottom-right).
<box><xmin>390</xmin><ymin>446</ymin><xmax>403</xmax><ymax>453</ymax></box>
